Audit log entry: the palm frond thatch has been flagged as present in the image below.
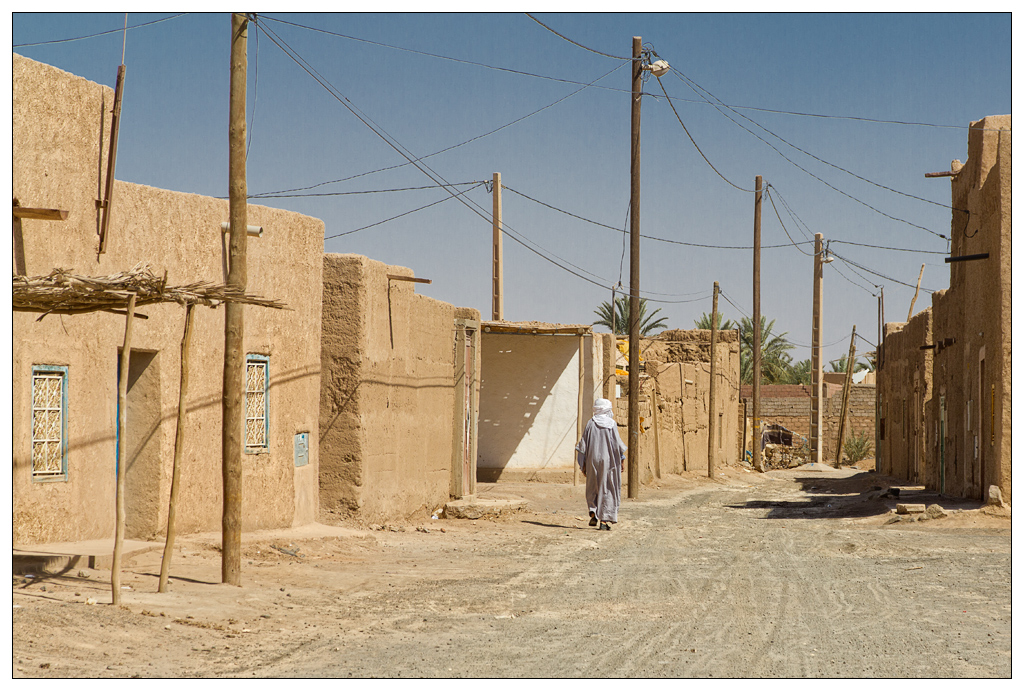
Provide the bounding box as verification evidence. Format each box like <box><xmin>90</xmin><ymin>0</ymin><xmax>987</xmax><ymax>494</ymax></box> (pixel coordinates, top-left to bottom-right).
<box><xmin>13</xmin><ymin>264</ymin><xmax>288</xmax><ymax>319</ymax></box>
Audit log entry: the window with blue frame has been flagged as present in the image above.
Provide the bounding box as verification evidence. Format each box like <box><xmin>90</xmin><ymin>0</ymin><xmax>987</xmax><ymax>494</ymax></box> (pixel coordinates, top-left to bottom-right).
<box><xmin>31</xmin><ymin>365</ymin><xmax>68</xmax><ymax>480</ymax></box>
<box><xmin>245</xmin><ymin>354</ymin><xmax>269</xmax><ymax>452</ymax></box>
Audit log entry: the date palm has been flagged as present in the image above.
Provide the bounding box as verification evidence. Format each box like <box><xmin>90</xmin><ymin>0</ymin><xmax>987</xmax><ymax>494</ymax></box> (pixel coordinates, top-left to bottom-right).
<box><xmin>739</xmin><ymin>316</ymin><xmax>795</xmax><ymax>384</ymax></box>
<box><xmin>593</xmin><ymin>296</ymin><xmax>667</xmax><ymax>336</ymax></box>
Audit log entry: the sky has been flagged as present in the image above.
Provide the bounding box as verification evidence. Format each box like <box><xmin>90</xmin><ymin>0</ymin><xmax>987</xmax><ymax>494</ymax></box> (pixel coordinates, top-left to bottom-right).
<box><xmin>9</xmin><ymin>11</ymin><xmax>1014</xmax><ymax>369</ymax></box>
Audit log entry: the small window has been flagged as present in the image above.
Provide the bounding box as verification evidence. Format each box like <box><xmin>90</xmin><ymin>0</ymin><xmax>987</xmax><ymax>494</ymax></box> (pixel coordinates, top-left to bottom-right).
<box><xmin>32</xmin><ymin>365</ymin><xmax>68</xmax><ymax>481</ymax></box>
<box><xmin>245</xmin><ymin>354</ymin><xmax>269</xmax><ymax>452</ymax></box>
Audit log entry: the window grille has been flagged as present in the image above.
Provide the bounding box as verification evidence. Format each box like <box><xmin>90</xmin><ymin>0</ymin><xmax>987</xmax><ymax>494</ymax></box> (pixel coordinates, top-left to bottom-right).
<box><xmin>245</xmin><ymin>355</ymin><xmax>269</xmax><ymax>451</ymax></box>
<box><xmin>32</xmin><ymin>366</ymin><xmax>68</xmax><ymax>479</ymax></box>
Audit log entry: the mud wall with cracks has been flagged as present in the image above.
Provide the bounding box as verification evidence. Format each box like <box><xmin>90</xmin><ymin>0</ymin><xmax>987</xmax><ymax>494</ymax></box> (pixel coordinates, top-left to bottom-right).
<box><xmin>12</xmin><ymin>54</ymin><xmax>325</xmax><ymax>544</ymax></box>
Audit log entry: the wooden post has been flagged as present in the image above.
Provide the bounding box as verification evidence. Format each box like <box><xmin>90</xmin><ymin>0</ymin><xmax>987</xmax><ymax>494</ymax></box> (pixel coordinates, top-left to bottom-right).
<box><xmin>679</xmin><ymin>363</ymin><xmax>687</xmax><ymax>471</ymax></box>
<box><xmin>907</xmin><ymin>263</ymin><xmax>925</xmax><ymax>321</ymax></box>
<box><xmin>835</xmin><ymin>325</ymin><xmax>857</xmax><ymax>468</ymax></box>
<box><xmin>627</xmin><ymin>36</ymin><xmax>642</xmax><ymax>499</ymax></box>
<box><xmin>222</xmin><ymin>12</ymin><xmax>248</xmax><ymax>587</ymax></box>
<box><xmin>707</xmin><ymin>281</ymin><xmax>719</xmax><ymax>478</ymax></box>
<box><xmin>159</xmin><ymin>303</ymin><xmax>194</xmax><ymax>593</ymax></box>
<box><xmin>650</xmin><ymin>380</ymin><xmax>662</xmax><ymax>479</ymax></box>
<box><xmin>98</xmin><ymin>64</ymin><xmax>126</xmax><ymax>255</ymax></box>
<box><xmin>575</xmin><ymin>333</ymin><xmax>584</xmax><ymax>487</ymax></box>
<box><xmin>492</xmin><ymin>172</ymin><xmax>503</xmax><ymax>321</ymax></box>
<box><xmin>811</xmin><ymin>233</ymin><xmax>824</xmax><ymax>464</ymax></box>
<box><xmin>751</xmin><ymin>175</ymin><xmax>764</xmax><ymax>472</ymax></box>
<box><xmin>111</xmin><ymin>293</ymin><xmax>136</xmax><ymax>605</ymax></box>
<box><xmin>742</xmin><ymin>397</ymin><xmax>748</xmax><ymax>465</ymax></box>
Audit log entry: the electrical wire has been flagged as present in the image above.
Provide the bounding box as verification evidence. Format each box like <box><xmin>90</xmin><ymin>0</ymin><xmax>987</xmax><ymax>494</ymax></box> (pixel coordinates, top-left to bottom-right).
<box><xmin>830</xmin><ymin>251</ymin><xmax>935</xmax><ymax>293</ymax></box>
<box><xmin>503</xmin><ymin>185</ymin><xmax>812</xmax><ymax>250</ymax></box>
<box><xmin>525</xmin><ymin>13</ymin><xmax>634</xmax><ymax>60</ymax></box>
<box><xmin>325</xmin><ymin>183</ymin><xmax>486</xmax><ymax>240</ymax></box>
<box><xmin>249</xmin><ymin>61</ymin><xmax>625</xmax><ymax>198</ymax></box>
<box><xmin>654</xmin><ymin>75</ymin><xmax>755</xmax><ymax>193</ymax></box>
<box><xmin>829</xmin><ymin>239</ymin><xmax>946</xmax><ymax>255</ymax></box>
<box><xmin>671</xmin><ymin>69</ymin><xmax>949</xmax><ymax>242</ymax></box>
<box><xmin>764</xmin><ymin>187</ymin><xmax>813</xmax><ymax>257</ymax></box>
<box><xmin>14</xmin><ymin>13</ymin><xmax>188</xmax><ymax>47</ymax></box>
<box><xmin>250</xmin><ymin>182</ymin><xmax>483</xmax><ymax>199</ymax></box>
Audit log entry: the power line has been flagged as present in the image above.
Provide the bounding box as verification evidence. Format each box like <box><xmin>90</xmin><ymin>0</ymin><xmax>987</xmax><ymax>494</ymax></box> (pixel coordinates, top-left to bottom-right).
<box><xmin>250</xmin><ymin>182</ymin><xmax>483</xmax><ymax>199</ymax></box>
<box><xmin>654</xmin><ymin>75</ymin><xmax>755</xmax><ymax>193</ymax></box>
<box><xmin>830</xmin><ymin>239</ymin><xmax>947</xmax><ymax>255</ymax></box>
<box><xmin>764</xmin><ymin>186</ymin><xmax>813</xmax><ymax>257</ymax></box>
<box><xmin>670</xmin><ymin>69</ymin><xmax>950</xmax><ymax>242</ymax></box>
<box><xmin>830</xmin><ymin>251</ymin><xmax>935</xmax><ymax>293</ymax></box>
<box><xmin>524</xmin><ymin>13</ymin><xmax>634</xmax><ymax>61</ymax></box>
<box><xmin>503</xmin><ymin>184</ymin><xmax>812</xmax><ymax>250</ymax></box>
<box><xmin>14</xmin><ymin>13</ymin><xmax>188</xmax><ymax>47</ymax></box>
<box><xmin>325</xmin><ymin>184</ymin><xmax>486</xmax><ymax>240</ymax></box>
<box><xmin>248</xmin><ymin>59</ymin><xmax>625</xmax><ymax>198</ymax></box>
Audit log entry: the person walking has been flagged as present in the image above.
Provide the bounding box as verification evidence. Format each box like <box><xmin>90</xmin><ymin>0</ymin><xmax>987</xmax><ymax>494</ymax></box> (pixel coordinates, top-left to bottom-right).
<box><xmin>576</xmin><ymin>398</ymin><xmax>627</xmax><ymax>530</ymax></box>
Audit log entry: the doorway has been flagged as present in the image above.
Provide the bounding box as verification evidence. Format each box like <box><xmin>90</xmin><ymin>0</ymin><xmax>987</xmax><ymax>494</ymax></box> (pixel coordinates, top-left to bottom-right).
<box><xmin>116</xmin><ymin>349</ymin><xmax>163</xmax><ymax>539</ymax></box>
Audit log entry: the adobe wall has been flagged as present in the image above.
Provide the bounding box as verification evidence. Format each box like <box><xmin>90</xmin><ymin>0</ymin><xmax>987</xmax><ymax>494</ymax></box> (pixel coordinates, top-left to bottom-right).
<box><xmin>319</xmin><ymin>254</ymin><xmax>465</xmax><ymax>522</ymax></box>
<box><xmin>630</xmin><ymin>329</ymin><xmax>741</xmax><ymax>481</ymax></box>
<box><xmin>12</xmin><ymin>54</ymin><xmax>324</xmax><ymax>544</ymax></box>
<box><xmin>877</xmin><ymin>312</ymin><xmax>933</xmax><ymax>485</ymax></box>
<box><xmin>477</xmin><ymin>330</ymin><xmax>602</xmax><ymax>481</ymax></box>
<box><xmin>935</xmin><ymin>115</ymin><xmax>1011</xmax><ymax>502</ymax></box>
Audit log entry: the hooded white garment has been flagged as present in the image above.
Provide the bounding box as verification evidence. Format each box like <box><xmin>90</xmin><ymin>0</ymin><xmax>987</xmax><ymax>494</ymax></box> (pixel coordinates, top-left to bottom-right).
<box><xmin>575</xmin><ymin>398</ymin><xmax>627</xmax><ymax>523</ymax></box>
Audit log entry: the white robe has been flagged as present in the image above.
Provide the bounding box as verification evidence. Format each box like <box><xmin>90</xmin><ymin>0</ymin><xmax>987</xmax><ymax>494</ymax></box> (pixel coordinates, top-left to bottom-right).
<box><xmin>575</xmin><ymin>417</ymin><xmax>627</xmax><ymax>523</ymax></box>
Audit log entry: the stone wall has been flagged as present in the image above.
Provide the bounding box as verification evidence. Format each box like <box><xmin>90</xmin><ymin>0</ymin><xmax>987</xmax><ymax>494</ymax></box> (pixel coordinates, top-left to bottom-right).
<box><xmin>319</xmin><ymin>254</ymin><xmax>474</xmax><ymax>523</ymax></box>
<box><xmin>12</xmin><ymin>54</ymin><xmax>324</xmax><ymax>545</ymax></box>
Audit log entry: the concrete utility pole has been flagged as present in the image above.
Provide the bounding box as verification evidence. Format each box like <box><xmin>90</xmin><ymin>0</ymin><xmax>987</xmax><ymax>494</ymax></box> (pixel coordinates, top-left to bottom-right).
<box><xmin>751</xmin><ymin>175</ymin><xmax>764</xmax><ymax>472</ymax></box>
<box><xmin>222</xmin><ymin>12</ymin><xmax>248</xmax><ymax>586</ymax></box>
<box><xmin>810</xmin><ymin>233</ymin><xmax>824</xmax><ymax>465</ymax></box>
<box><xmin>627</xmin><ymin>36</ymin><xmax>642</xmax><ymax>499</ymax></box>
<box><xmin>707</xmin><ymin>281</ymin><xmax>719</xmax><ymax>478</ymax></box>
<box><xmin>835</xmin><ymin>325</ymin><xmax>858</xmax><ymax>467</ymax></box>
<box><xmin>492</xmin><ymin>172</ymin><xmax>503</xmax><ymax>321</ymax></box>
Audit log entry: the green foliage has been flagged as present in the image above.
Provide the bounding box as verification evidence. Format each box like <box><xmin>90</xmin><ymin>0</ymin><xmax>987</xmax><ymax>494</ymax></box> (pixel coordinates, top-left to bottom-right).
<box><xmin>783</xmin><ymin>359</ymin><xmax>813</xmax><ymax>385</ymax></box>
<box><xmin>830</xmin><ymin>354</ymin><xmax>869</xmax><ymax>373</ymax></box>
<box><xmin>739</xmin><ymin>316</ymin><xmax>795</xmax><ymax>385</ymax></box>
<box><xmin>694</xmin><ymin>311</ymin><xmax>737</xmax><ymax>332</ymax></box>
<box><xmin>593</xmin><ymin>296</ymin><xmax>668</xmax><ymax>336</ymax></box>
<box><xmin>842</xmin><ymin>431</ymin><xmax>873</xmax><ymax>465</ymax></box>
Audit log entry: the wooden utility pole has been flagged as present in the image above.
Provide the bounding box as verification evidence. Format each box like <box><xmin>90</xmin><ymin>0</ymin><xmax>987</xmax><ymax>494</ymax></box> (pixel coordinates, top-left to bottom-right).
<box><xmin>835</xmin><ymin>325</ymin><xmax>857</xmax><ymax>468</ymax></box>
<box><xmin>907</xmin><ymin>263</ymin><xmax>925</xmax><ymax>321</ymax></box>
<box><xmin>810</xmin><ymin>233</ymin><xmax>824</xmax><ymax>465</ymax></box>
<box><xmin>111</xmin><ymin>293</ymin><xmax>136</xmax><ymax>605</ymax></box>
<box><xmin>707</xmin><ymin>281</ymin><xmax>719</xmax><ymax>478</ymax></box>
<box><xmin>222</xmin><ymin>12</ymin><xmax>248</xmax><ymax>587</ymax></box>
<box><xmin>751</xmin><ymin>175</ymin><xmax>764</xmax><ymax>472</ymax></box>
<box><xmin>492</xmin><ymin>172</ymin><xmax>503</xmax><ymax>321</ymax></box>
<box><xmin>98</xmin><ymin>63</ymin><xmax>126</xmax><ymax>255</ymax></box>
<box><xmin>160</xmin><ymin>303</ymin><xmax>195</xmax><ymax>593</ymax></box>
<box><xmin>876</xmin><ymin>288</ymin><xmax>882</xmax><ymax>472</ymax></box>
<box><xmin>627</xmin><ymin>36</ymin><xmax>642</xmax><ymax>499</ymax></box>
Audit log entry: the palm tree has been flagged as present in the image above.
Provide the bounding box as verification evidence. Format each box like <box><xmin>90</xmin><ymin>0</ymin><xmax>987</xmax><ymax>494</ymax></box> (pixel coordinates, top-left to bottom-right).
<box><xmin>783</xmin><ymin>358</ymin><xmax>813</xmax><ymax>385</ymax></box>
<box><xmin>694</xmin><ymin>311</ymin><xmax>736</xmax><ymax>332</ymax></box>
<box><xmin>739</xmin><ymin>316</ymin><xmax>795</xmax><ymax>384</ymax></box>
<box><xmin>593</xmin><ymin>295</ymin><xmax>668</xmax><ymax>336</ymax></box>
<box><xmin>829</xmin><ymin>354</ymin><xmax>868</xmax><ymax>373</ymax></box>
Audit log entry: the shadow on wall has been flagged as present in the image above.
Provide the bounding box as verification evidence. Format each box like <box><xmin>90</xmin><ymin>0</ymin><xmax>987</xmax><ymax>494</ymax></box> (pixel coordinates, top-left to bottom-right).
<box><xmin>478</xmin><ymin>335</ymin><xmax>578</xmax><ymax>470</ymax></box>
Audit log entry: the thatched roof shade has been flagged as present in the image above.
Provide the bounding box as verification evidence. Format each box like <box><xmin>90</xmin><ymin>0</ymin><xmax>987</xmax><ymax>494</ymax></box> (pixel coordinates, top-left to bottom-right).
<box><xmin>13</xmin><ymin>265</ymin><xmax>288</xmax><ymax>319</ymax></box>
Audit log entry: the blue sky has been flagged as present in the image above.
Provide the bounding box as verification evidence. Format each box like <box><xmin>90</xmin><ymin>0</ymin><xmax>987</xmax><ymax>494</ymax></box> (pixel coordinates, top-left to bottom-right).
<box><xmin>10</xmin><ymin>12</ymin><xmax>1013</xmax><ymax>368</ymax></box>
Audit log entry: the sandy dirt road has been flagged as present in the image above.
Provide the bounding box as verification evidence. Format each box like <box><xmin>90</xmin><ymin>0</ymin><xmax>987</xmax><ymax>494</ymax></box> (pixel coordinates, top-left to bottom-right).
<box><xmin>12</xmin><ymin>466</ymin><xmax>1011</xmax><ymax>678</ymax></box>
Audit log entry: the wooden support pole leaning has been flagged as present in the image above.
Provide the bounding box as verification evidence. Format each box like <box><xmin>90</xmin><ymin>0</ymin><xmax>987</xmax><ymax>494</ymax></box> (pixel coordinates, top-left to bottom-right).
<box><xmin>98</xmin><ymin>63</ymin><xmax>126</xmax><ymax>255</ymax></box>
<box><xmin>707</xmin><ymin>281</ymin><xmax>719</xmax><ymax>478</ymax></box>
<box><xmin>575</xmin><ymin>333</ymin><xmax>584</xmax><ymax>487</ymax></box>
<box><xmin>650</xmin><ymin>379</ymin><xmax>662</xmax><ymax>479</ymax></box>
<box><xmin>627</xmin><ymin>35</ymin><xmax>642</xmax><ymax>499</ymax></box>
<box><xmin>835</xmin><ymin>325</ymin><xmax>857</xmax><ymax>468</ymax></box>
<box><xmin>751</xmin><ymin>175</ymin><xmax>764</xmax><ymax>472</ymax></box>
<box><xmin>222</xmin><ymin>12</ymin><xmax>248</xmax><ymax>587</ymax></box>
<box><xmin>907</xmin><ymin>264</ymin><xmax>925</xmax><ymax>322</ymax></box>
<box><xmin>111</xmin><ymin>293</ymin><xmax>136</xmax><ymax>606</ymax></box>
<box><xmin>159</xmin><ymin>303</ymin><xmax>195</xmax><ymax>593</ymax></box>
<box><xmin>492</xmin><ymin>172</ymin><xmax>503</xmax><ymax>321</ymax></box>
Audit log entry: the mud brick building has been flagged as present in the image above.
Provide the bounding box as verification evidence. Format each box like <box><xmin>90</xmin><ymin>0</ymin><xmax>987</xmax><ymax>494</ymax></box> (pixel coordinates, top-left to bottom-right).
<box><xmin>879</xmin><ymin>115</ymin><xmax>1011</xmax><ymax>503</ymax></box>
<box><xmin>13</xmin><ymin>54</ymin><xmax>325</xmax><ymax>545</ymax></box>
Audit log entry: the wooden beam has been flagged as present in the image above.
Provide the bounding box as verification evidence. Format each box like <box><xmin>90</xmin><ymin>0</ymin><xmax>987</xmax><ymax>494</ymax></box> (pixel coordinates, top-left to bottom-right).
<box><xmin>12</xmin><ymin>208</ymin><xmax>69</xmax><ymax>221</ymax></box>
<box><xmin>387</xmin><ymin>274</ymin><xmax>432</xmax><ymax>284</ymax></box>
